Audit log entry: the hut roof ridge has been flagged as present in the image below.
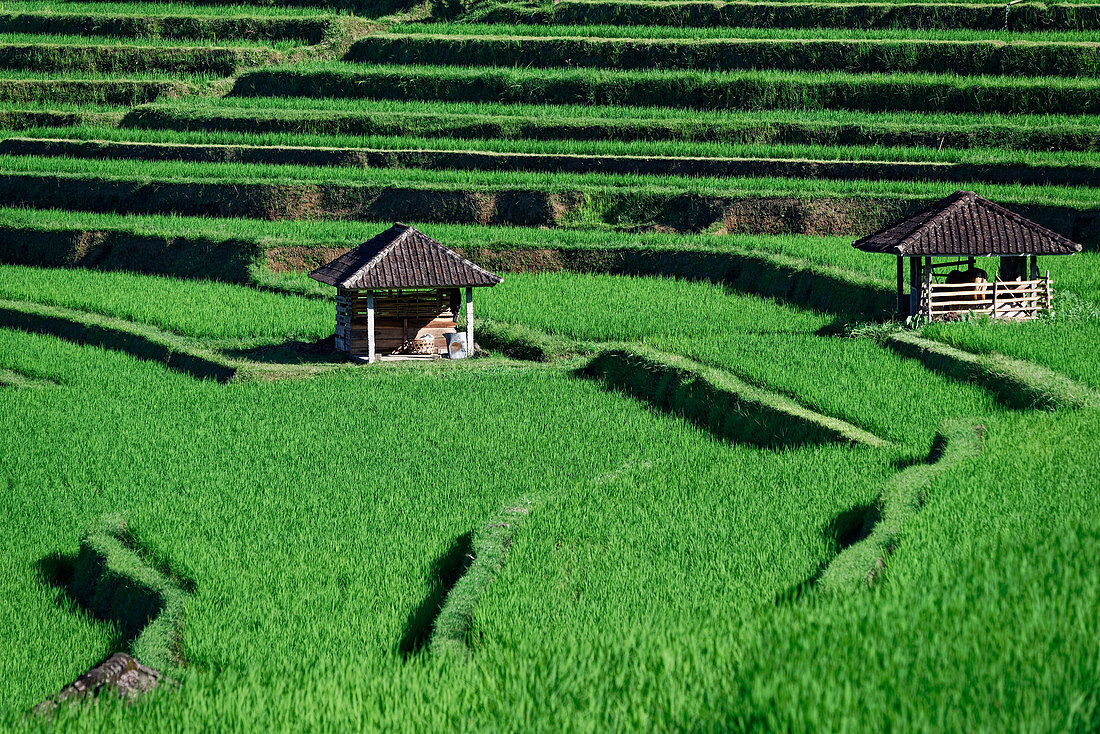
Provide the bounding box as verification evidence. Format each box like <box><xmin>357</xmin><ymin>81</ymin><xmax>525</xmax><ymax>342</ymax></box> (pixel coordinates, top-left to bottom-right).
<box><xmin>853</xmin><ymin>190</ymin><xmax>1082</xmax><ymax>257</ymax></box>
<box><xmin>308</xmin><ymin>223</ymin><xmax>504</xmax><ymax>289</ymax></box>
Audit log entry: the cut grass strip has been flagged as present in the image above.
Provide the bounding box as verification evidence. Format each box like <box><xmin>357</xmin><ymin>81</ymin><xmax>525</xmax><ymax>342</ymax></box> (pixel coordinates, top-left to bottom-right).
<box><xmin>349</xmin><ymin>32</ymin><xmax>1100</xmax><ymax>77</ymax></box>
<box><xmin>578</xmin><ymin>346</ymin><xmax>890</xmax><ymax>448</ymax></box>
<box><xmin>885</xmin><ymin>330</ymin><xmax>1100</xmax><ymax>410</ymax></box>
<box><xmin>5</xmin><ymin>136</ymin><xmax>1095</xmax><ymax>187</ymax></box>
<box><xmin>474</xmin><ymin>318</ymin><xmax>589</xmax><ymax>361</ymax></box>
<box><xmin>0</xmin><ymin>297</ymin><xmax>350</xmax><ymax>382</ymax></box>
<box><xmin>58</xmin><ymin>514</ymin><xmax>191</xmax><ymax>675</ymax></box>
<box><xmin>473</xmin><ymin>0</ymin><xmax>1100</xmax><ymax>31</ymax></box>
<box><xmin>0</xmin><ymin>365</ymin><xmax>57</xmax><ymax>387</ymax></box>
<box><xmin>126</xmin><ymin>99</ymin><xmax>1100</xmax><ymax>153</ymax></box>
<box><xmin>812</xmin><ymin>419</ymin><xmax>984</xmax><ymax>593</ymax></box>
<box><xmin>233</xmin><ymin>62</ymin><xmax>1100</xmax><ymax>115</ymax></box>
<box><xmin>0</xmin><ymin>298</ymin><xmax>239</xmax><ymax>382</ymax></box>
<box><xmin>429</xmin><ymin>501</ymin><xmax>532</xmax><ymax>657</ymax></box>
<box><xmin>922</xmin><ymin>317</ymin><xmax>1100</xmax><ymax>388</ymax></box>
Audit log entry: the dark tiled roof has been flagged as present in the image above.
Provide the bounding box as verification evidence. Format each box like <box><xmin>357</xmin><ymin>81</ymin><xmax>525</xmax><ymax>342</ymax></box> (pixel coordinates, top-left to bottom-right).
<box><xmin>309</xmin><ymin>223</ymin><xmax>503</xmax><ymax>289</ymax></box>
<box><xmin>853</xmin><ymin>190</ymin><xmax>1082</xmax><ymax>257</ymax></box>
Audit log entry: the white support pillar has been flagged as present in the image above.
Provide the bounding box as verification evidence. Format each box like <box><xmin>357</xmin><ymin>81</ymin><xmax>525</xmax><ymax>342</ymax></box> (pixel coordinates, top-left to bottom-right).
<box><xmin>367</xmin><ymin>292</ymin><xmax>376</xmax><ymax>364</ymax></box>
<box><xmin>465</xmin><ymin>286</ymin><xmax>474</xmax><ymax>354</ymax></box>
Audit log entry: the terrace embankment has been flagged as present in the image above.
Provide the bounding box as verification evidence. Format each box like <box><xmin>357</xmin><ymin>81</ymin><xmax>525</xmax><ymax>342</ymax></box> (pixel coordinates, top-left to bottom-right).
<box><xmin>475</xmin><ymin>1</ymin><xmax>1100</xmax><ymax>31</ymax></box>
<box><xmin>7</xmin><ymin>137</ymin><xmax>1098</xmax><ymax>187</ymax></box>
<box><xmin>886</xmin><ymin>331</ymin><xmax>1100</xmax><ymax>411</ymax></box>
<box><xmin>1</xmin><ymin>175</ymin><xmax>1098</xmax><ymax>240</ymax></box>
<box><xmin>0</xmin><ymin>44</ymin><xmax>281</xmax><ymax>76</ymax></box>
<box><xmin>426</xmin><ymin>503</ymin><xmax>532</xmax><ymax>656</ymax></box>
<box><xmin>0</xmin><ymin>12</ymin><xmax>334</xmax><ymax>43</ymax></box>
<box><xmin>122</xmin><ymin>104</ymin><xmax>1100</xmax><ymax>152</ymax></box>
<box><xmin>0</xmin><ymin>79</ymin><xmax>202</xmax><ymax>105</ymax></box>
<box><xmin>578</xmin><ymin>347</ymin><xmax>889</xmax><ymax>448</ymax></box>
<box><xmin>348</xmin><ymin>33</ymin><xmax>1100</xmax><ymax>77</ymax></box>
<box><xmin>0</xmin><ymin>224</ymin><xmax>896</xmax><ymax>320</ymax></box>
<box><xmin>35</xmin><ymin>515</ymin><xmax>191</xmax><ymax>713</ymax></box>
<box><xmin>808</xmin><ymin>420</ymin><xmax>985</xmax><ymax>593</ymax></box>
<box><xmin>0</xmin><ymin>300</ymin><xmax>238</xmax><ymax>382</ymax></box>
<box><xmin>232</xmin><ymin>65</ymin><xmax>1100</xmax><ymax>115</ymax></box>
<box><xmin>0</xmin><ymin>225</ymin><xmax>261</xmax><ymax>282</ymax></box>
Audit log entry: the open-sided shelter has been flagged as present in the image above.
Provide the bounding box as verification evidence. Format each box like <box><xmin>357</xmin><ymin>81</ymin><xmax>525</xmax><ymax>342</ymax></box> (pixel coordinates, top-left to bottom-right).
<box><xmin>853</xmin><ymin>190</ymin><xmax>1081</xmax><ymax>321</ymax></box>
<box><xmin>309</xmin><ymin>223</ymin><xmax>503</xmax><ymax>362</ymax></box>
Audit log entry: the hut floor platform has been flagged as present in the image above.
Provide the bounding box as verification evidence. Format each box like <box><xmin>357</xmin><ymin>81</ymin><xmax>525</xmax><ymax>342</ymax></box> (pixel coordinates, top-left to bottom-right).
<box><xmin>352</xmin><ymin>354</ymin><xmax>442</xmax><ymax>363</ymax></box>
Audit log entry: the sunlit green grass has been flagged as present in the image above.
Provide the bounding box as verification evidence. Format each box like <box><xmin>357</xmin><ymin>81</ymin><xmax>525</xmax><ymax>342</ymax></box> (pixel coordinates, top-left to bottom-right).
<box><xmin>0</xmin><ymin>265</ymin><xmax>330</xmax><ymax>340</ymax></box>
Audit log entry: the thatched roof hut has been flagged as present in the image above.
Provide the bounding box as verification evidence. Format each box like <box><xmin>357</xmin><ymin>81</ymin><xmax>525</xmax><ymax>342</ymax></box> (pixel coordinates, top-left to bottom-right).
<box><xmin>854</xmin><ymin>191</ymin><xmax>1081</xmax><ymax>320</ymax></box>
<box><xmin>310</xmin><ymin>223</ymin><xmax>503</xmax><ymax>361</ymax></box>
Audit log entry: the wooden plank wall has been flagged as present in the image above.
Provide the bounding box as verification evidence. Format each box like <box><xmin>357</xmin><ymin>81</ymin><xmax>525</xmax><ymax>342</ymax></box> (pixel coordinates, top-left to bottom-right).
<box><xmin>336</xmin><ymin>288</ymin><xmax>459</xmax><ymax>356</ymax></box>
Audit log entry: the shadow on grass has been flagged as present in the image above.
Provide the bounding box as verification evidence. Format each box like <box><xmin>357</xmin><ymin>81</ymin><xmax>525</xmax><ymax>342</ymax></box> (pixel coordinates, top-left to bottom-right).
<box><xmin>0</xmin><ymin>307</ymin><xmax>235</xmax><ymax>382</ymax></box>
<box><xmin>223</xmin><ymin>336</ymin><xmax>348</xmax><ymax>366</ymax></box>
<box><xmin>473</xmin><ymin>246</ymin><xmax>896</xmax><ymax>323</ymax></box>
<box><xmin>775</xmin><ymin>501</ymin><xmax>880</xmax><ymax>604</ymax></box>
<box><xmin>398</xmin><ymin>532</ymin><xmax>474</xmax><ymax>659</ymax></box>
<box><xmin>36</xmin><ymin>551</ymin><xmax>164</xmax><ymax>663</ymax></box>
<box><xmin>576</xmin><ymin>350</ymin><xmax>874</xmax><ymax>449</ymax></box>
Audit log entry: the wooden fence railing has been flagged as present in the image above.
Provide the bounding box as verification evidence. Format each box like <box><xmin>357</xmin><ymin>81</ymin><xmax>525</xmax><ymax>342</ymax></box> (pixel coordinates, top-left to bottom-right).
<box><xmin>921</xmin><ymin>272</ymin><xmax>1052</xmax><ymax>320</ymax></box>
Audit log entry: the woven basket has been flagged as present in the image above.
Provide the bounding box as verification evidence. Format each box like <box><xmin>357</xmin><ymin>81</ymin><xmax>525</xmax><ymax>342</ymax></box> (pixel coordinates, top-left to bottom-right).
<box><xmin>409</xmin><ymin>335</ymin><xmax>436</xmax><ymax>355</ymax></box>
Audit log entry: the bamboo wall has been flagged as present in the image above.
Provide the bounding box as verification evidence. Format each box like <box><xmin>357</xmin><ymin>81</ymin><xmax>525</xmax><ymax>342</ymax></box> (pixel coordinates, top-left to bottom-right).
<box><xmin>335</xmin><ymin>287</ymin><xmax>458</xmax><ymax>356</ymax></box>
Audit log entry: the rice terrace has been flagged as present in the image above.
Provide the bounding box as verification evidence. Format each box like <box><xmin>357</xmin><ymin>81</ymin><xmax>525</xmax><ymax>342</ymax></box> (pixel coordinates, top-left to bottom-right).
<box><xmin>1</xmin><ymin>0</ymin><xmax>1100</xmax><ymax>729</ymax></box>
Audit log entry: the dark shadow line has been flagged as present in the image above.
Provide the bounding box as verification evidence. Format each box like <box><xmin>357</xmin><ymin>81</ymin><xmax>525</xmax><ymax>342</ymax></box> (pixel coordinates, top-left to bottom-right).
<box><xmin>774</xmin><ymin>501</ymin><xmax>880</xmax><ymax>605</ymax></box>
<box><xmin>397</xmin><ymin>532</ymin><xmax>474</xmax><ymax>659</ymax></box>
<box><xmin>0</xmin><ymin>307</ymin><xmax>235</xmax><ymax>382</ymax></box>
<box><xmin>575</xmin><ymin>351</ymin><xmax>856</xmax><ymax>449</ymax></box>
<box><xmin>36</xmin><ymin>550</ymin><xmax>164</xmax><ymax>662</ymax></box>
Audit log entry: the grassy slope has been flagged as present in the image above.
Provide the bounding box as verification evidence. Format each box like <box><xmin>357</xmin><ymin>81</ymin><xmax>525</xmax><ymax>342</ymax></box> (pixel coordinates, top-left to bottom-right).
<box><xmin>0</xmin><ymin>320</ymin><xmax>897</xmax><ymax>728</ymax></box>
<box><xmin>477</xmin><ymin>272</ymin><xmax>1005</xmax><ymax>448</ymax></box>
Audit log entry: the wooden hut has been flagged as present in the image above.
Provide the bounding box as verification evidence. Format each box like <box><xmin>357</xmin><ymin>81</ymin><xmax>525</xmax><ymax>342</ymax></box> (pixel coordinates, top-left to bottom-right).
<box><xmin>853</xmin><ymin>190</ymin><xmax>1082</xmax><ymax>321</ymax></box>
<box><xmin>309</xmin><ymin>223</ymin><xmax>503</xmax><ymax>362</ymax></box>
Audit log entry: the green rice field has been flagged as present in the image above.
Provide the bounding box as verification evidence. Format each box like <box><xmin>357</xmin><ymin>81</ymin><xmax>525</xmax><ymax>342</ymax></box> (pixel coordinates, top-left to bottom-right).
<box><xmin>0</xmin><ymin>0</ymin><xmax>1098</xmax><ymax>730</ymax></box>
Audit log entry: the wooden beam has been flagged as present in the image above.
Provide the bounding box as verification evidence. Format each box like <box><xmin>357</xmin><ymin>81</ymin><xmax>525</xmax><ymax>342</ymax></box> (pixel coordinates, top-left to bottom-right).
<box><xmin>909</xmin><ymin>257</ymin><xmax>920</xmax><ymax>318</ymax></box>
<box><xmin>465</xmin><ymin>286</ymin><xmax>474</xmax><ymax>353</ymax></box>
<box><xmin>896</xmin><ymin>255</ymin><xmax>905</xmax><ymax>316</ymax></box>
<box><xmin>367</xmin><ymin>292</ymin><xmax>376</xmax><ymax>364</ymax></box>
